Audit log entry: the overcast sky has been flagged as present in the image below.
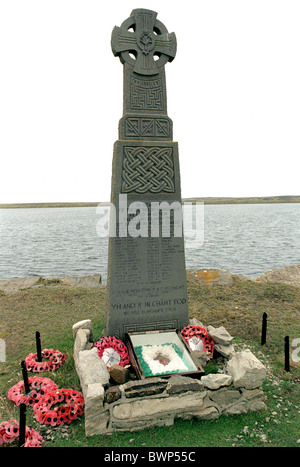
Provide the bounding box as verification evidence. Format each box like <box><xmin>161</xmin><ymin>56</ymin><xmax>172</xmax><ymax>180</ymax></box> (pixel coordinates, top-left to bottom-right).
<box><xmin>1</xmin><ymin>0</ymin><xmax>299</xmax><ymax>203</ymax></box>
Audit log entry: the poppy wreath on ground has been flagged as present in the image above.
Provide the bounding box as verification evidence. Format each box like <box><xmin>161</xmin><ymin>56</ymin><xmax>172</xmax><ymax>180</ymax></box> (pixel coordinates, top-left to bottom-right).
<box><xmin>8</xmin><ymin>376</ymin><xmax>58</xmax><ymax>408</ymax></box>
<box><xmin>33</xmin><ymin>388</ymin><xmax>84</xmax><ymax>426</ymax></box>
<box><xmin>0</xmin><ymin>419</ymin><xmax>43</xmax><ymax>447</ymax></box>
<box><xmin>181</xmin><ymin>325</ymin><xmax>215</xmax><ymax>357</ymax></box>
<box><xmin>94</xmin><ymin>336</ymin><xmax>130</xmax><ymax>368</ymax></box>
<box><xmin>25</xmin><ymin>349</ymin><xmax>66</xmax><ymax>372</ymax></box>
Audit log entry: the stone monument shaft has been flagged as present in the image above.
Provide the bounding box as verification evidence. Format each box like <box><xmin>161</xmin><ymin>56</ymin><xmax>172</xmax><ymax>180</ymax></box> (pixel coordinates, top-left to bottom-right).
<box><xmin>105</xmin><ymin>9</ymin><xmax>189</xmax><ymax>340</ymax></box>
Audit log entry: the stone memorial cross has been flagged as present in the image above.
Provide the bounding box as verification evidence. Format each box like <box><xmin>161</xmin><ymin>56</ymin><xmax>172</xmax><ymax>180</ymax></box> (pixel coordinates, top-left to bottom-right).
<box><xmin>105</xmin><ymin>9</ymin><xmax>189</xmax><ymax>340</ymax></box>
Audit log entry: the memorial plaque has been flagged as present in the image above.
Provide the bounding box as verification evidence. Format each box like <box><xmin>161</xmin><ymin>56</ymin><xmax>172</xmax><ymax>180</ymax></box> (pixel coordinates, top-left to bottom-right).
<box><xmin>105</xmin><ymin>9</ymin><xmax>189</xmax><ymax>340</ymax></box>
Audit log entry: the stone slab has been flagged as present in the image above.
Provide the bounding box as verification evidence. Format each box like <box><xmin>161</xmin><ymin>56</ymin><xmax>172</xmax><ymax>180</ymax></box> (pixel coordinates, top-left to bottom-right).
<box><xmin>256</xmin><ymin>265</ymin><xmax>300</xmax><ymax>287</ymax></box>
<box><xmin>166</xmin><ymin>375</ymin><xmax>204</xmax><ymax>394</ymax></box>
<box><xmin>112</xmin><ymin>391</ymin><xmax>207</xmax><ymax>421</ymax></box>
<box><xmin>0</xmin><ymin>277</ymin><xmax>41</xmax><ymax>294</ymax></box>
<box><xmin>187</xmin><ymin>269</ymin><xmax>233</xmax><ymax>285</ymax></box>
<box><xmin>227</xmin><ymin>350</ymin><xmax>267</xmax><ymax>389</ymax></box>
<box><xmin>77</xmin><ymin>348</ymin><xmax>110</xmax><ymax>397</ymax></box>
<box><xmin>122</xmin><ymin>378</ymin><xmax>168</xmax><ymax>398</ymax></box>
<box><xmin>201</xmin><ymin>374</ymin><xmax>232</xmax><ymax>390</ymax></box>
<box><xmin>207</xmin><ymin>325</ymin><xmax>233</xmax><ymax>345</ymax></box>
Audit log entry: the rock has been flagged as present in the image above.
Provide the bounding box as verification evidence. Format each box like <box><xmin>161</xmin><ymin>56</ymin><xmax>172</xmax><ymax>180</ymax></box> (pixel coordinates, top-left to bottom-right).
<box><xmin>106</xmin><ymin>386</ymin><xmax>121</xmax><ymax>403</ymax></box>
<box><xmin>177</xmin><ymin>405</ymin><xmax>219</xmax><ymax>421</ymax></box>
<box><xmin>109</xmin><ymin>364</ymin><xmax>129</xmax><ymax>384</ymax></box>
<box><xmin>256</xmin><ymin>265</ymin><xmax>300</xmax><ymax>287</ymax></box>
<box><xmin>112</xmin><ymin>392</ymin><xmax>207</xmax><ymax>421</ymax></box>
<box><xmin>248</xmin><ymin>400</ymin><xmax>267</xmax><ymax>412</ymax></box>
<box><xmin>122</xmin><ymin>378</ymin><xmax>168</xmax><ymax>398</ymax></box>
<box><xmin>74</xmin><ymin>329</ymin><xmax>93</xmax><ymax>366</ymax></box>
<box><xmin>214</xmin><ymin>343</ymin><xmax>235</xmax><ymax>358</ymax></box>
<box><xmin>224</xmin><ymin>401</ymin><xmax>248</xmax><ymax>415</ymax></box>
<box><xmin>72</xmin><ymin>319</ymin><xmax>93</xmax><ymax>340</ymax></box>
<box><xmin>189</xmin><ymin>318</ymin><xmax>205</xmax><ymax>327</ymax></box>
<box><xmin>77</xmin><ymin>347</ymin><xmax>110</xmax><ymax>397</ymax></box>
<box><xmin>207</xmin><ymin>325</ymin><xmax>233</xmax><ymax>345</ymax></box>
<box><xmin>0</xmin><ymin>277</ymin><xmax>42</xmax><ymax>294</ymax></box>
<box><xmin>192</xmin><ymin>350</ymin><xmax>208</xmax><ymax>367</ymax></box>
<box><xmin>62</xmin><ymin>274</ymin><xmax>102</xmax><ymax>288</ymax></box>
<box><xmin>194</xmin><ymin>406</ymin><xmax>219</xmax><ymax>420</ymax></box>
<box><xmin>227</xmin><ymin>350</ymin><xmax>267</xmax><ymax>389</ymax></box>
<box><xmin>166</xmin><ymin>375</ymin><xmax>204</xmax><ymax>394</ymax></box>
<box><xmin>201</xmin><ymin>374</ymin><xmax>232</xmax><ymax>390</ymax></box>
<box><xmin>207</xmin><ymin>387</ymin><xmax>240</xmax><ymax>407</ymax></box>
<box><xmin>187</xmin><ymin>269</ymin><xmax>233</xmax><ymax>285</ymax></box>
<box><xmin>240</xmin><ymin>388</ymin><xmax>266</xmax><ymax>402</ymax></box>
<box><xmin>85</xmin><ymin>384</ymin><xmax>109</xmax><ymax>437</ymax></box>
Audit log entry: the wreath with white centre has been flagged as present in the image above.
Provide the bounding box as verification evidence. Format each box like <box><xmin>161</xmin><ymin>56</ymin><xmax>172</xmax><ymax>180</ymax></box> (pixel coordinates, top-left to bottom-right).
<box><xmin>94</xmin><ymin>336</ymin><xmax>130</xmax><ymax>368</ymax></box>
<box><xmin>181</xmin><ymin>325</ymin><xmax>215</xmax><ymax>357</ymax></box>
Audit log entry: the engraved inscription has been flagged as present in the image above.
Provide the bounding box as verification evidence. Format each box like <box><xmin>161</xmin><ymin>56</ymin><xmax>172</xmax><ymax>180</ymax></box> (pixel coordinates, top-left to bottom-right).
<box><xmin>122</xmin><ymin>146</ymin><xmax>175</xmax><ymax>194</ymax></box>
<box><xmin>124</xmin><ymin>320</ymin><xmax>178</xmax><ymax>334</ymax></box>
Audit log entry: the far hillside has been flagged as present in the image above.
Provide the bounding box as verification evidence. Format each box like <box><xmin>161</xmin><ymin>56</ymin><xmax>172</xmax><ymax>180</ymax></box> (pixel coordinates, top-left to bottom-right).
<box><xmin>0</xmin><ymin>196</ymin><xmax>300</xmax><ymax>209</ymax></box>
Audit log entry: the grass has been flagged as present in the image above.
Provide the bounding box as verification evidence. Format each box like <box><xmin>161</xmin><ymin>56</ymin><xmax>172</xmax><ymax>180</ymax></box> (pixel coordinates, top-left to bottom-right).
<box><xmin>0</xmin><ymin>276</ymin><xmax>299</xmax><ymax>447</ymax></box>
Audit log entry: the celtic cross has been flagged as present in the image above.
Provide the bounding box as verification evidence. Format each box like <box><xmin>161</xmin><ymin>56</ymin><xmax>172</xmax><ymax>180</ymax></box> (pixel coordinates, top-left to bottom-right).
<box><xmin>111</xmin><ymin>8</ymin><xmax>177</xmax><ymax>76</ymax></box>
<box><xmin>111</xmin><ymin>9</ymin><xmax>176</xmax><ymax>140</ymax></box>
<box><xmin>106</xmin><ymin>10</ymin><xmax>189</xmax><ymax>340</ymax></box>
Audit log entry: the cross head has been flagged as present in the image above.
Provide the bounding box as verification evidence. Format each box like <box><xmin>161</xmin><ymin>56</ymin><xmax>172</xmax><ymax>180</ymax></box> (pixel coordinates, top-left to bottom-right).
<box><xmin>111</xmin><ymin>9</ymin><xmax>177</xmax><ymax>76</ymax></box>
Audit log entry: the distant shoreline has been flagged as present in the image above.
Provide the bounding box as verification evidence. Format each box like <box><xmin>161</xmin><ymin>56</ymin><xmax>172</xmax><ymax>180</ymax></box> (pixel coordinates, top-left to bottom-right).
<box><xmin>0</xmin><ymin>196</ymin><xmax>300</xmax><ymax>209</ymax></box>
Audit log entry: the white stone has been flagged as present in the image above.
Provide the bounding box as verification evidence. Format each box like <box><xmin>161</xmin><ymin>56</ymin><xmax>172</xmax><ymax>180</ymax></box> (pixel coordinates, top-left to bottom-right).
<box><xmin>72</xmin><ymin>319</ymin><xmax>93</xmax><ymax>339</ymax></box>
<box><xmin>85</xmin><ymin>383</ymin><xmax>108</xmax><ymax>437</ymax></box>
<box><xmin>189</xmin><ymin>318</ymin><xmax>205</xmax><ymax>327</ymax></box>
<box><xmin>201</xmin><ymin>374</ymin><xmax>232</xmax><ymax>390</ymax></box>
<box><xmin>77</xmin><ymin>347</ymin><xmax>110</xmax><ymax>397</ymax></box>
<box><xmin>214</xmin><ymin>343</ymin><xmax>235</xmax><ymax>358</ymax></box>
<box><xmin>227</xmin><ymin>349</ymin><xmax>267</xmax><ymax>389</ymax></box>
<box><xmin>74</xmin><ymin>328</ymin><xmax>92</xmax><ymax>366</ymax></box>
<box><xmin>207</xmin><ymin>325</ymin><xmax>233</xmax><ymax>345</ymax></box>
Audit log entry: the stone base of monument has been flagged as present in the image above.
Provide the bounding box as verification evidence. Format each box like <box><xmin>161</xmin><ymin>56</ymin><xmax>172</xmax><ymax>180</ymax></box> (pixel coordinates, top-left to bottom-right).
<box><xmin>73</xmin><ymin>319</ymin><xmax>268</xmax><ymax>437</ymax></box>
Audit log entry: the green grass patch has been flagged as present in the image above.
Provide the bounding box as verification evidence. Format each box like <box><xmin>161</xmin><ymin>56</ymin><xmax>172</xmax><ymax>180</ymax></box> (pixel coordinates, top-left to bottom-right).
<box><xmin>0</xmin><ymin>279</ymin><xmax>299</xmax><ymax>447</ymax></box>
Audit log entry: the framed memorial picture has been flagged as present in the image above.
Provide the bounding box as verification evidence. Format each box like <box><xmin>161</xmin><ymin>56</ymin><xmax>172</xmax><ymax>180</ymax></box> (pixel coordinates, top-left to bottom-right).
<box><xmin>125</xmin><ymin>329</ymin><xmax>204</xmax><ymax>379</ymax></box>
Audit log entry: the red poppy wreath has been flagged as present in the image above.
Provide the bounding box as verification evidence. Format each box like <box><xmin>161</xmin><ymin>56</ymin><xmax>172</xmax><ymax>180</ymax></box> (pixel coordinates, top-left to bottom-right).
<box><xmin>181</xmin><ymin>325</ymin><xmax>215</xmax><ymax>357</ymax></box>
<box><xmin>8</xmin><ymin>376</ymin><xmax>58</xmax><ymax>408</ymax></box>
<box><xmin>25</xmin><ymin>349</ymin><xmax>66</xmax><ymax>373</ymax></box>
<box><xmin>0</xmin><ymin>419</ymin><xmax>43</xmax><ymax>447</ymax></box>
<box><xmin>94</xmin><ymin>336</ymin><xmax>130</xmax><ymax>368</ymax></box>
<box><xmin>33</xmin><ymin>388</ymin><xmax>84</xmax><ymax>426</ymax></box>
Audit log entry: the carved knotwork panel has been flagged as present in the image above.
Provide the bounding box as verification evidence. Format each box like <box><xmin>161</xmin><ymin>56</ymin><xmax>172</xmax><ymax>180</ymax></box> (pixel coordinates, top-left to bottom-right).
<box><xmin>122</xmin><ymin>146</ymin><xmax>175</xmax><ymax>194</ymax></box>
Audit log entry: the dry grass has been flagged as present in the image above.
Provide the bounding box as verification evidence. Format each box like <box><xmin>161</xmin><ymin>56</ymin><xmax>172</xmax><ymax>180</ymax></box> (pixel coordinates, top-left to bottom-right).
<box><xmin>0</xmin><ymin>277</ymin><xmax>299</xmax><ymax>446</ymax></box>
<box><xmin>0</xmin><ymin>286</ymin><xmax>106</xmax><ymax>359</ymax></box>
<box><xmin>187</xmin><ymin>275</ymin><xmax>300</xmax><ymax>345</ymax></box>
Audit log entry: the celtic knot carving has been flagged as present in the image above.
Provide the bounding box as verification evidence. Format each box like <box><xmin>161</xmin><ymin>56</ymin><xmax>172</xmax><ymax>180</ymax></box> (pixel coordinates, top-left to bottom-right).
<box><xmin>122</xmin><ymin>146</ymin><xmax>175</xmax><ymax>194</ymax></box>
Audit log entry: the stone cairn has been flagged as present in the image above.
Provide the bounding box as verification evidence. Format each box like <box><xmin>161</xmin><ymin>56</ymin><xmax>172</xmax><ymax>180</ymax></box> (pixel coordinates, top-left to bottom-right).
<box><xmin>73</xmin><ymin>319</ymin><xmax>267</xmax><ymax>437</ymax></box>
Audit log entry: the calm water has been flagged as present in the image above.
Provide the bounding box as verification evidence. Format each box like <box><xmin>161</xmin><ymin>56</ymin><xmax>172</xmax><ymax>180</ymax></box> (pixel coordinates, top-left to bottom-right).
<box><xmin>0</xmin><ymin>204</ymin><xmax>299</xmax><ymax>282</ymax></box>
